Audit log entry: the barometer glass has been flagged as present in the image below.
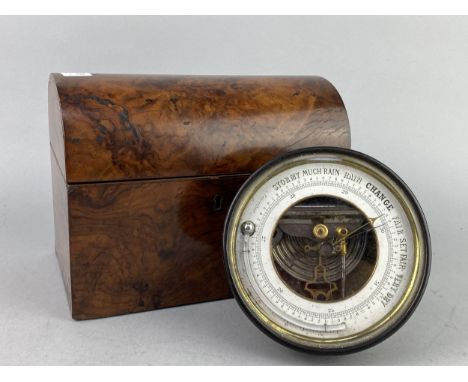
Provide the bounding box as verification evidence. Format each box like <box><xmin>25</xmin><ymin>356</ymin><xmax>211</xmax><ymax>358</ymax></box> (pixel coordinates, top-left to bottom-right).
<box><xmin>223</xmin><ymin>147</ymin><xmax>430</xmax><ymax>353</ymax></box>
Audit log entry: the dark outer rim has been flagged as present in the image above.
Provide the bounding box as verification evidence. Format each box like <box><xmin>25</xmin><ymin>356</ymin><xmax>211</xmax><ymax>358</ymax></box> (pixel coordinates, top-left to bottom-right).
<box><xmin>222</xmin><ymin>146</ymin><xmax>431</xmax><ymax>355</ymax></box>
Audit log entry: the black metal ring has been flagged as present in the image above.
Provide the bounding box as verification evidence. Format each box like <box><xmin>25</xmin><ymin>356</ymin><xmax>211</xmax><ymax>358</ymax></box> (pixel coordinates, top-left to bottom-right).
<box><xmin>223</xmin><ymin>146</ymin><xmax>431</xmax><ymax>355</ymax></box>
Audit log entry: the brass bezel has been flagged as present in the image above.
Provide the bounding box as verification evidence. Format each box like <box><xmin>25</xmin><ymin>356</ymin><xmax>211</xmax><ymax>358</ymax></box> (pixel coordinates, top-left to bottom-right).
<box><xmin>224</xmin><ymin>148</ymin><xmax>429</xmax><ymax>352</ymax></box>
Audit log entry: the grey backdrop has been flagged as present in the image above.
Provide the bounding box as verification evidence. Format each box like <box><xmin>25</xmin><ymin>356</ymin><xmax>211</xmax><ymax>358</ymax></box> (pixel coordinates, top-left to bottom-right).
<box><xmin>0</xmin><ymin>16</ymin><xmax>466</xmax><ymax>365</ymax></box>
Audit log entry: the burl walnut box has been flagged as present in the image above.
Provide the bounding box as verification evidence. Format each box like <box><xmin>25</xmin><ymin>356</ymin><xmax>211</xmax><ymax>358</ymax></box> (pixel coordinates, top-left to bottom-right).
<box><xmin>48</xmin><ymin>74</ymin><xmax>350</xmax><ymax>320</ymax></box>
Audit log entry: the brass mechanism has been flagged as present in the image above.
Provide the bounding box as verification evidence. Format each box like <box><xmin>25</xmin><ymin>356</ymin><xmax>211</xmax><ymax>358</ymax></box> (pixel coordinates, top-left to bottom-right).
<box><xmin>272</xmin><ymin>197</ymin><xmax>376</xmax><ymax>302</ymax></box>
<box><xmin>313</xmin><ymin>224</ymin><xmax>329</xmax><ymax>240</ymax></box>
<box><xmin>335</xmin><ymin>226</ymin><xmax>349</xmax><ymax>256</ymax></box>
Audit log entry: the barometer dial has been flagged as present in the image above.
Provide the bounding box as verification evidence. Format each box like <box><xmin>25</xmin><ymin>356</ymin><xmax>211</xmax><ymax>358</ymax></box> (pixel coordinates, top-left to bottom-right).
<box><xmin>223</xmin><ymin>147</ymin><xmax>430</xmax><ymax>353</ymax></box>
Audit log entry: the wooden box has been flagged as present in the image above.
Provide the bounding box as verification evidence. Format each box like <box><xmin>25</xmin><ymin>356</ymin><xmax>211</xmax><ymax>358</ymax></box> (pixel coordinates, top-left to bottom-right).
<box><xmin>49</xmin><ymin>74</ymin><xmax>350</xmax><ymax>319</ymax></box>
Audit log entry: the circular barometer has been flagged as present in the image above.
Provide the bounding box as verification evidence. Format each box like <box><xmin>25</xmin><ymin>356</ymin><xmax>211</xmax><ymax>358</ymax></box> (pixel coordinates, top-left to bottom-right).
<box><xmin>223</xmin><ymin>147</ymin><xmax>430</xmax><ymax>353</ymax></box>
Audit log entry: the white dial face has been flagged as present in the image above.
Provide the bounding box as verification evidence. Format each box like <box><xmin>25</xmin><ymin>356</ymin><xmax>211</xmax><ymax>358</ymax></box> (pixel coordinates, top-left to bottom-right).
<box><xmin>226</xmin><ymin>150</ymin><xmax>428</xmax><ymax>351</ymax></box>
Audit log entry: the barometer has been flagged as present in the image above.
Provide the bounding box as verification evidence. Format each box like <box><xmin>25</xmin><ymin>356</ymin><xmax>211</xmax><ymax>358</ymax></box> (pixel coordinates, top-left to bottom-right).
<box><xmin>223</xmin><ymin>147</ymin><xmax>430</xmax><ymax>353</ymax></box>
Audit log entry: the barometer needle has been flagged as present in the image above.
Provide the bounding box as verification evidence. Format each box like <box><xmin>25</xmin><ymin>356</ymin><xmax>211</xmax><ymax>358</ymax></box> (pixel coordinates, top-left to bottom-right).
<box><xmin>332</xmin><ymin>214</ymin><xmax>385</xmax><ymax>246</ymax></box>
<box><xmin>343</xmin><ymin>222</ymin><xmax>387</xmax><ymax>242</ymax></box>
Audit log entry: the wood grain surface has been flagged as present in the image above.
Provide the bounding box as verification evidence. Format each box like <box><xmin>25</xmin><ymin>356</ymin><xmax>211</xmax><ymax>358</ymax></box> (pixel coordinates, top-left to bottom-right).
<box><xmin>67</xmin><ymin>175</ymin><xmax>247</xmax><ymax>319</ymax></box>
<box><xmin>50</xmin><ymin>74</ymin><xmax>350</xmax><ymax>184</ymax></box>
<box><xmin>49</xmin><ymin>74</ymin><xmax>350</xmax><ymax>319</ymax></box>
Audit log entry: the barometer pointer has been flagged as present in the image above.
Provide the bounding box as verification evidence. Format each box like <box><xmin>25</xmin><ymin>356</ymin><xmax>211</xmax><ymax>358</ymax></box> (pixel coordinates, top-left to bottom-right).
<box><xmin>334</xmin><ymin>215</ymin><xmax>384</xmax><ymax>299</ymax></box>
<box><xmin>332</xmin><ymin>214</ymin><xmax>385</xmax><ymax>246</ymax></box>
